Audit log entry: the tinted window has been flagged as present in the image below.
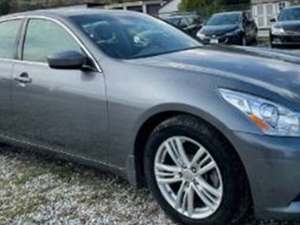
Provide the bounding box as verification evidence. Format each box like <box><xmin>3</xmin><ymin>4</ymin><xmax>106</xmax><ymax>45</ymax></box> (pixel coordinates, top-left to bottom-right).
<box><xmin>71</xmin><ymin>13</ymin><xmax>200</xmax><ymax>59</ymax></box>
<box><xmin>207</xmin><ymin>13</ymin><xmax>241</xmax><ymax>26</ymax></box>
<box><xmin>0</xmin><ymin>20</ymin><xmax>21</xmax><ymax>59</ymax></box>
<box><xmin>278</xmin><ymin>8</ymin><xmax>300</xmax><ymax>21</ymax></box>
<box><xmin>165</xmin><ymin>17</ymin><xmax>181</xmax><ymax>26</ymax></box>
<box><xmin>127</xmin><ymin>6</ymin><xmax>143</xmax><ymax>12</ymax></box>
<box><xmin>23</xmin><ymin>19</ymin><xmax>81</xmax><ymax>62</ymax></box>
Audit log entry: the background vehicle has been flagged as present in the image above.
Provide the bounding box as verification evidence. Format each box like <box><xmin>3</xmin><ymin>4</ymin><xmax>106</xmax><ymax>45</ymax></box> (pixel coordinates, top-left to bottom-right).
<box><xmin>1</xmin><ymin>9</ymin><xmax>300</xmax><ymax>225</ymax></box>
<box><xmin>197</xmin><ymin>11</ymin><xmax>257</xmax><ymax>45</ymax></box>
<box><xmin>162</xmin><ymin>13</ymin><xmax>202</xmax><ymax>37</ymax></box>
<box><xmin>270</xmin><ymin>6</ymin><xmax>300</xmax><ymax>48</ymax></box>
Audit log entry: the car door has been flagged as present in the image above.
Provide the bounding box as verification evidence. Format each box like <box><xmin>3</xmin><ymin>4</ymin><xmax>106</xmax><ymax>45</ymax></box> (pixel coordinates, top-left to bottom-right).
<box><xmin>0</xmin><ymin>19</ymin><xmax>22</xmax><ymax>137</ymax></box>
<box><xmin>11</xmin><ymin>18</ymin><xmax>108</xmax><ymax>162</ymax></box>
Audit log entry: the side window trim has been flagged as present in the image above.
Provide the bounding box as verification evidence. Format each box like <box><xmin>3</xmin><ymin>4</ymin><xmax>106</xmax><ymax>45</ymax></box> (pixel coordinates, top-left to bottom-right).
<box><xmin>18</xmin><ymin>18</ymin><xmax>29</xmax><ymax>61</ymax></box>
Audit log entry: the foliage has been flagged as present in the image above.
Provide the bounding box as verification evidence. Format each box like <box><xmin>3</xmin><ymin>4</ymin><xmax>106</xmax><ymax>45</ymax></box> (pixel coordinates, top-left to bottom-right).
<box><xmin>0</xmin><ymin>0</ymin><xmax>10</xmax><ymax>15</ymax></box>
<box><xmin>179</xmin><ymin>0</ymin><xmax>225</xmax><ymax>17</ymax></box>
<box><xmin>179</xmin><ymin>0</ymin><xmax>251</xmax><ymax>18</ymax></box>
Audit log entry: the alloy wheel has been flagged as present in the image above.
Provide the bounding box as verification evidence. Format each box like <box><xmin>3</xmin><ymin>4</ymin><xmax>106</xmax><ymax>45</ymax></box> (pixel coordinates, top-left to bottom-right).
<box><xmin>154</xmin><ymin>136</ymin><xmax>223</xmax><ymax>219</ymax></box>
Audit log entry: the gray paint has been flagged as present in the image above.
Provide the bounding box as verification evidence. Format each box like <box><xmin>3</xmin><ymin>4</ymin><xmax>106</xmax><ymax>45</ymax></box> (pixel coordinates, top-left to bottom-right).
<box><xmin>0</xmin><ymin>8</ymin><xmax>300</xmax><ymax>220</ymax></box>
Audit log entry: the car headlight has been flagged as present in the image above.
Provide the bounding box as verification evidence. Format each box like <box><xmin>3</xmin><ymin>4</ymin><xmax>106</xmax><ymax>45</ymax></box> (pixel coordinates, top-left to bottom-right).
<box><xmin>197</xmin><ymin>31</ymin><xmax>206</xmax><ymax>40</ymax></box>
<box><xmin>271</xmin><ymin>26</ymin><xmax>285</xmax><ymax>35</ymax></box>
<box><xmin>220</xmin><ymin>89</ymin><xmax>300</xmax><ymax>137</ymax></box>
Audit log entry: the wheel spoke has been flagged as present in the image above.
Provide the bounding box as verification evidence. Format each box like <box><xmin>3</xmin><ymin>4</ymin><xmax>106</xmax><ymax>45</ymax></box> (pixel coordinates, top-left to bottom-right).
<box><xmin>190</xmin><ymin>147</ymin><xmax>205</xmax><ymax>167</ymax></box>
<box><xmin>193</xmin><ymin>177</ymin><xmax>221</xmax><ymax>210</ymax></box>
<box><xmin>164</xmin><ymin>141</ymin><xmax>181</xmax><ymax>167</ymax></box>
<box><xmin>196</xmin><ymin>177</ymin><xmax>222</xmax><ymax>198</ymax></box>
<box><xmin>174</xmin><ymin>137</ymin><xmax>190</xmax><ymax>167</ymax></box>
<box><xmin>192</xmin><ymin>183</ymin><xmax>216</xmax><ymax>211</ymax></box>
<box><xmin>198</xmin><ymin>154</ymin><xmax>211</xmax><ymax>168</ymax></box>
<box><xmin>197</xmin><ymin>161</ymin><xmax>217</xmax><ymax>176</ymax></box>
<box><xmin>155</xmin><ymin>163</ymin><xmax>181</xmax><ymax>173</ymax></box>
<box><xmin>165</xmin><ymin>138</ymin><xmax>189</xmax><ymax>167</ymax></box>
<box><xmin>175</xmin><ymin>181</ymin><xmax>186</xmax><ymax>209</ymax></box>
<box><xmin>157</xmin><ymin>176</ymin><xmax>182</xmax><ymax>184</ymax></box>
<box><xmin>155</xmin><ymin>163</ymin><xmax>182</xmax><ymax>185</ymax></box>
<box><xmin>187</xmin><ymin>185</ymin><xmax>194</xmax><ymax>217</ymax></box>
<box><xmin>182</xmin><ymin>188</ymin><xmax>188</xmax><ymax>212</ymax></box>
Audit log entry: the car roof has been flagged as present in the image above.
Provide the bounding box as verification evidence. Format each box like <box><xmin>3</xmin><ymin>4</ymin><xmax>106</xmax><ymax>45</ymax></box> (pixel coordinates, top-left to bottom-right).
<box><xmin>164</xmin><ymin>14</ymin><xmax>198</xmax><ymax>19</ymax></box>
<box><xmin>213</xmin><ymin>11</ymin><xmax>242</xmax><ymax>16</ymax></box>
<box><xmin>282</xmin><ymin>5</ymin><xmax>300</xmax><ymax>10</ymax></box>
<box><xmin>0</xmin><ymin>8</ymin><xmax>138</xmax><ymax>20</ymax></box>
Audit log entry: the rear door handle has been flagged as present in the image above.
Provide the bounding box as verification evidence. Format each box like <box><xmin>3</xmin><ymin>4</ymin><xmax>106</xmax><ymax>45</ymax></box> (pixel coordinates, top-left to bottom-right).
<box><xmin>14</xmin><ymin>72</ymin><xmax>32</xmax><ymax>84</ymax></box>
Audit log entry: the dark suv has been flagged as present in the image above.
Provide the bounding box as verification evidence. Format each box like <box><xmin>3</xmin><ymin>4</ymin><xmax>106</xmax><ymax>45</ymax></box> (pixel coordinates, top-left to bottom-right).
<box><xmin>270</xmin><ymin>6</ymin><xmax>300</xmax><ymax>47</ymax></box>
<box><xmin>197</xmin><ymin>11</ymin><xmax>257</xmax><ymax>45</ymax></box>
<box><xmin>162</xmin><ymin>14</ymin><xmax>202</xmax><ymax>37</ymax></box>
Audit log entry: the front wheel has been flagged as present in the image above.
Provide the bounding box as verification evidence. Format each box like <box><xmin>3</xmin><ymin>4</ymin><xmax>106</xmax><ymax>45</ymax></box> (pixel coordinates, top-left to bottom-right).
<box><xmin>144</xmin><ymin>116</ymin><xmax>250</xmax><ymax>225</ymax></box>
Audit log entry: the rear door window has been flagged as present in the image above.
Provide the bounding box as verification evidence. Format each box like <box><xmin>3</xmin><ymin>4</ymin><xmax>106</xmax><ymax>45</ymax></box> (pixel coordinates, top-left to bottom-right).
<box><xmin>0</xmin><ymin>20</ymin><xmax>22</xmax><ymax>59</ymax></box>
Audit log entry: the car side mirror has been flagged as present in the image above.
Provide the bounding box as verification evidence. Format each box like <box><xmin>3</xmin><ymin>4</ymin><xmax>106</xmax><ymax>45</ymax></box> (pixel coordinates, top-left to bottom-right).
<box><xmin>48</xmin><ymin>51</ymin><xmax>87</xmax><ymax>70</ymax></box>
<box><xmin>270</xmin><ymin>18</ymin><xmax>276</xmax><ymax>23</ymax></box>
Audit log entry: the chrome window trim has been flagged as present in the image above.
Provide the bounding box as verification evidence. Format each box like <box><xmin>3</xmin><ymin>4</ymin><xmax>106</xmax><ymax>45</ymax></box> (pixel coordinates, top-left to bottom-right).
<box><xmin>0</xmin><ymin>15</ymin><xmax>102</xmax><ymax>72</ymax></box>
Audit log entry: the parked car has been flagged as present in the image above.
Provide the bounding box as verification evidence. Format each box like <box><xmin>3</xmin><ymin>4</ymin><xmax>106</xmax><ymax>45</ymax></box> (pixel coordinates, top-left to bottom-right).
<box><xmin>197</xmin><ymin>11</ymin><xmax>257</xmax><ymax>45</ymax></box>
<box><xmin>162</xmin><ymin>14</ymin><xmax>202</xmax><ymax>37</ymax></box>
<box><xmin>270</xmin><ymin>6</ymin><xmax>300</xmax><ymax>48</ymax></box>
<box><xmin>1</xmin><ymin>8</ymin><xmax>300</xmax><ymax>225</ymax></box>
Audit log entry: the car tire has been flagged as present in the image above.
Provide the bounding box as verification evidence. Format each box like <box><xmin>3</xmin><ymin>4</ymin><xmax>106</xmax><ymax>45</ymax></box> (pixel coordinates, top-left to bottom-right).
<box><xmin>144</xmin><ymin>115</ymin><xmax>250</xmax><ymax>225</ymax></box>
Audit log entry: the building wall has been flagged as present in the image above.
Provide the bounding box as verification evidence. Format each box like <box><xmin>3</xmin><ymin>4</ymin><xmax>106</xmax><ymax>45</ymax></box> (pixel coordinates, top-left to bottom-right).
<box><xmin>104</xmin><ymin>0</ymin><xmax>162</xmax><ymax>15</ymax></box>
<box><xmin>158</xmin><ymin>0</ymin><xmax>181</xmax><ymax>15</ymax></box>
<box><xmin>251</xmin><ymin>0</ymin><xmax>300</xmax><ymax>29</ymax></box>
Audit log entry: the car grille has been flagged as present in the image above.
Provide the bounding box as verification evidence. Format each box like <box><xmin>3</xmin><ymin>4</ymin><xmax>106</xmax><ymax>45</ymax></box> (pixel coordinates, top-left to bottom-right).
<box><xmin>278</xmin><ymin>35</ymin><xmax>300</xmax><ymax>43</ymax></box>
<box><xmin>205</xmin><ymin>30</ymin><xmax>228</xmax><ymax>37</ymax></box>
<box><xmin>286</xmin><ymin>30</ymin><xmax>300</xmax><ymax>36</ymax></box>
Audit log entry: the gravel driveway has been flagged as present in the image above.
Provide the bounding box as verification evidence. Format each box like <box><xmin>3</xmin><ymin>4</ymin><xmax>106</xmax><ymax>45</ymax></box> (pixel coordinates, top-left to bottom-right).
<box><xmin>0</xmin><ymin>145</ymin><xmax>299</xmax><ymax>225</ymax></box>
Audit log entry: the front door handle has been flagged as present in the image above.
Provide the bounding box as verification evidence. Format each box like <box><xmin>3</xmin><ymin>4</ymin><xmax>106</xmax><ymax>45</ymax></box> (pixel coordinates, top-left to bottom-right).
<box><xmin>14</xmin><ymin>72</ymin><xmax>32</xmax><ymax>84</ymax></box>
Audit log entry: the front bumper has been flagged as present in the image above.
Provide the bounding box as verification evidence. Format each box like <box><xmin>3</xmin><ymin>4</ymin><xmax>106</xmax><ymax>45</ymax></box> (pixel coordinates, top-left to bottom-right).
<box><xmin>271</xmin><ymin>34</ymin><xmax>300</xmax><ymax>47</ymax></box>
<box><xmin>231</xmin><ymin>131</ymin><xmax>300</xmax><ymax>220</ymax></box>
<box><xmin>199</xmin><ymin>33</ymin><xmax>242</xmax><ymax>45</ymax></box>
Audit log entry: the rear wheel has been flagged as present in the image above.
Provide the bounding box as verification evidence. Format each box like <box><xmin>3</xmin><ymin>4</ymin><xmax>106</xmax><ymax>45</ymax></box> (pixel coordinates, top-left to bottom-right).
<box><xmin>144</xmin><ymin>115</ymin><xmax>250</xmax><ymax>225</ymax></box>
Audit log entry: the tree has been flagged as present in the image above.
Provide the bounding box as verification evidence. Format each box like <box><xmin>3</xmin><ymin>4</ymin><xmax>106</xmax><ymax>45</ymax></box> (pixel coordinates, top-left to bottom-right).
<box><xmin>179</xmin><ymin>0</ymin><xmax>225</xmax><ymax>17</ymax></box>
<box><xmin>179</xmin><ymin>0</ymin><xmax>250</xmax><ymax>17</ymax></box>
<box><xmin>0</xmin><ymin>0</ymin><xmax>11</xmax><ymax>15</ymax></box>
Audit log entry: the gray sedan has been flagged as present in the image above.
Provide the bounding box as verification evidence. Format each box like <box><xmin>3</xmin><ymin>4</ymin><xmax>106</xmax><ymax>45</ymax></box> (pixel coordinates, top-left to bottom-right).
<box><xmin>1</xmin><ymin>9</ymin><xmax>300</xmax><ymax>225</ymax></box>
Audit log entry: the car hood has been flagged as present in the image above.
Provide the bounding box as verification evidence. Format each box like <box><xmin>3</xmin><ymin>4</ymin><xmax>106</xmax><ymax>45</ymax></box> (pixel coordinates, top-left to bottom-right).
<box><xmin>200</xmin><ymin>24</ymin><xmax>239</xmax><ymax>36</ymax></box>
<box><xmin>130</xmin><ymin>46</ymin><xmax>300</xmax><ymax>102</ymax></box>
<box><xmin>275</xmin><ymin>20</ymin><xmax>300</xmax><ymax>32</ymax></box>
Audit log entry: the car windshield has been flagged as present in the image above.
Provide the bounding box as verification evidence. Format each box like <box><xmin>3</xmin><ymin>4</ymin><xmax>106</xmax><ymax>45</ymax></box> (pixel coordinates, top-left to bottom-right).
<box><xmin>207</xmin><ymin>13</ymin><xmax>241</xmax><ymax>26</ymax></box>
<box><xmin>165</xmin><ymin>17</ymin><xmax>181</xmax><ymax>26</ymax></box>
<box><xmin>70</xmin><ymin>13</ymin><xmax>201</xmax><ymax>59</ymax></box>
<box><xmin>278</xmin><ymin>8</ymin><xmax>300</xmax><ymax>21</ymax></box>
